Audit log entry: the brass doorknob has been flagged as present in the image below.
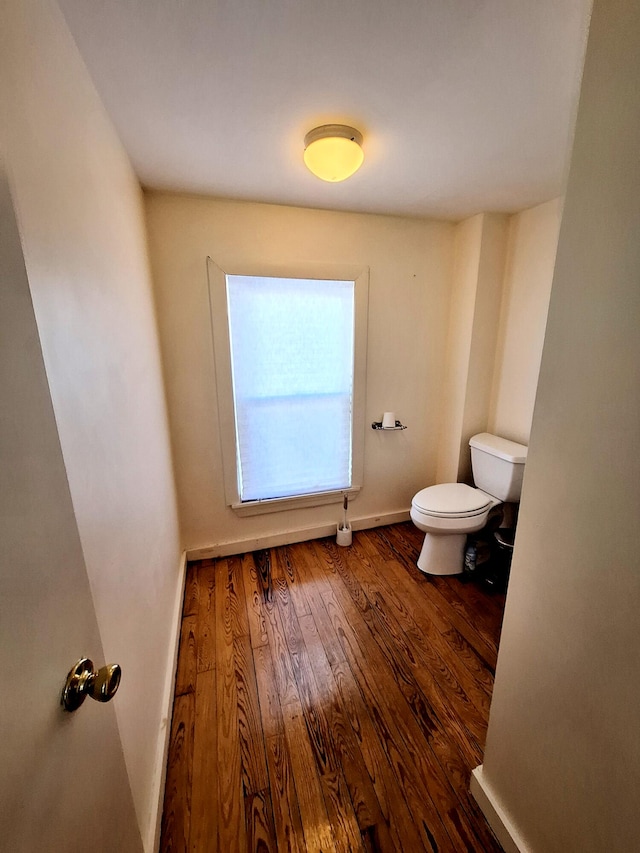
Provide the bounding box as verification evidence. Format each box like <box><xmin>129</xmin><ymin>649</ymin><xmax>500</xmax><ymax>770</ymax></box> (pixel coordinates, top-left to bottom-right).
<box><xmin>61</xmin><ymin>658</ymin><xmax>121</xmax><ymax>712</ymax></box>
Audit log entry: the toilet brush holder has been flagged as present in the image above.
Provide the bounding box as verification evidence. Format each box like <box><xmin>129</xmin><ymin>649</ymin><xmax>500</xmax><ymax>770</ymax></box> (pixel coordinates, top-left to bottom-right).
<box><xmin>336</xmin><ymin>523</ymin><xmax>352</xmax><ymax>547</ymax></box>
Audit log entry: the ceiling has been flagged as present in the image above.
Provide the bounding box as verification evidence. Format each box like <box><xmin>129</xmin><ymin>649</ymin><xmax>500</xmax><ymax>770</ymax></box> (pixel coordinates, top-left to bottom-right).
<box><xmin>58</xmin><ymin>0</ymin><xmax>591</xmax><ymax>221</ymax></box>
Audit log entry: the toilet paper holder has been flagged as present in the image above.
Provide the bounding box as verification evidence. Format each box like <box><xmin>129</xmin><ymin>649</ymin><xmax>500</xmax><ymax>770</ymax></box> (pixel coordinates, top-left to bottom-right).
<box><xmin>371</xmin><ymin>420</ymin><xmax>407</xmax><ymax>430</ymax></box>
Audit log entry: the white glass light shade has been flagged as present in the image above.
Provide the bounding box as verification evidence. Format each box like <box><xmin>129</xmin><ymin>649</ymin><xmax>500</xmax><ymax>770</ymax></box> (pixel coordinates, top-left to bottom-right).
<box><xmin>303</xmin><ymin>125</ymin><xmax>364</xmax><ymax>182</ymax></box>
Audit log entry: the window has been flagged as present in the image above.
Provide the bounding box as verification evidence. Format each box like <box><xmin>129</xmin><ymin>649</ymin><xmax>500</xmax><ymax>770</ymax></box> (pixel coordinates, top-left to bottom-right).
<box><xmin>227</xmin><ymin>275</ymin><xmax>354</xmax><ymax>501</ymax></box>
<box><xmin>208</xmin><ymin>261</ymin><xmax>368</xmax><ymax>515</ymax></box>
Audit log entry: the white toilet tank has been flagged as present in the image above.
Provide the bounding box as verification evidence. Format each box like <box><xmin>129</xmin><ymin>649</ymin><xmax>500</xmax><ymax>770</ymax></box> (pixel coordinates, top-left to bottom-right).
<box><xmin>469</xmin><ymin>433</ymin><xmax>528</xmax><ymax>502</ymax></box>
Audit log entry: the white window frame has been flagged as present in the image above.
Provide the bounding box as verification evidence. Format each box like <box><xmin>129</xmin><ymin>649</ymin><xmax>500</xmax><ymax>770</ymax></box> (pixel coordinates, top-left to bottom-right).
<box><xmin>207</xmin><ymin>258</ymin><xmax>369</xmax><ymax>516</ymax></box>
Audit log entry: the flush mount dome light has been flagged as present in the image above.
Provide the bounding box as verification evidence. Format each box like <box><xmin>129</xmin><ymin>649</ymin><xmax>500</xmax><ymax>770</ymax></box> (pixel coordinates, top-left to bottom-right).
<box><xmin>303</xmin><ymin>124</ymin><xmax>364</xmax><ymax>182</ymax></box>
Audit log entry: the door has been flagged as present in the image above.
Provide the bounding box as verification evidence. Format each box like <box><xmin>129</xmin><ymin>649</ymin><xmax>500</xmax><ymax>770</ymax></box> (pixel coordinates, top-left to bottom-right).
<box><xmin>0</xmin><ymin>166</ymin><xmax>142</xmax><ymax>852</ymax></box>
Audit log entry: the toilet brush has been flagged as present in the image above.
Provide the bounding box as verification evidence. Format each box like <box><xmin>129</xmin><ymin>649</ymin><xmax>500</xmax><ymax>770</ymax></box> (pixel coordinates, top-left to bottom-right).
<box><xmin>336</xmin><ymin>495</ymin><xmax>352</xmax><ymax>547</ymax></box>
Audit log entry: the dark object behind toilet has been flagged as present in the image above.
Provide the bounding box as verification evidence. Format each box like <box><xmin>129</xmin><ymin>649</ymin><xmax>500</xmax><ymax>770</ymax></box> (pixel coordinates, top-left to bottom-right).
<box><xmin>463</xmin><ymin>504</ymin><xmax>518</xmax><ymax>592</ymax></box>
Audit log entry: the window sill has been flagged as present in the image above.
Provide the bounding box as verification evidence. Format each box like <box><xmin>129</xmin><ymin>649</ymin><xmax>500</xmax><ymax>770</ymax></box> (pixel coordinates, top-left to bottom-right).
<box><xmin>231</xmin><ymin>487</ymin><xmax>360</xmax><ymax>517</ymax></box>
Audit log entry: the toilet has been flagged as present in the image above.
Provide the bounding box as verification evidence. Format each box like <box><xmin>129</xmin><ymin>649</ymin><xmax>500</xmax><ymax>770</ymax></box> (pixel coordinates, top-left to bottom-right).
<box><xmin>410</xmin><ymin>433</ymin><xmax>528</xmax><ymax>575</ymax></box>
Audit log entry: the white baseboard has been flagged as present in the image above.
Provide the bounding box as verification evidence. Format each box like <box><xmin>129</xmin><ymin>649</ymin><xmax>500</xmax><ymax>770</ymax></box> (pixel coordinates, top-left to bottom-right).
<box><xmin>186</xmin><ymin>509</ymin><xmax>411</xmax><ymax>561</ymax></box>
<box><xmin>470</xmin><ymin>765</ymin><xmax>531</xmax><ymax>853</ymax></box>
<box><xmin>146</xmin><ymin>551</ymin><xmax>188</xmax><ymax>853</ymax></box>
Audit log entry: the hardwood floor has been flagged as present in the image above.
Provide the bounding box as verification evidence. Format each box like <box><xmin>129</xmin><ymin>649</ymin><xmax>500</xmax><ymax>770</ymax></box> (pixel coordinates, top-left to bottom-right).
<box><xmin>161</xmin><ymin>522</ymin><xmax>506</xmax><ymax>852</ymax></box>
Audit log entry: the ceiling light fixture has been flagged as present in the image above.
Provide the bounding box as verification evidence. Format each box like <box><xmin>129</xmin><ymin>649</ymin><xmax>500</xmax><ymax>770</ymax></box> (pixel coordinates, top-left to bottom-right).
<box><xmin>303</xmin><ymin>124</ymin><xmax>364</xmax><ymax>182</ymax></box>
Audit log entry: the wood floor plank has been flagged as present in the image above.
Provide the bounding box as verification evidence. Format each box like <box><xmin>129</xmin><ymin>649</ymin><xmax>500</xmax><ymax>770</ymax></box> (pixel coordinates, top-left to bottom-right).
<box><xmin>297</xmin><ymin>611</ymin><xmax>422</xmax><ymax>853</ymax></box>
<box><xmin>264</xmin><ymin>735</ymin><xmax>305</xmax><ymax>853</ymax></box>
<box><xmin>378</xmin><ymin>525</ymin><xmax>500</xmax><ymax>669</ymax></box>
<box><xmin>244</xmin><ymin>789</ymin><xmax>278</xmax><ymax>853</ymax></box>
<box><xmin>196</xmin><ymin>561</ymin><xmax>216</xmax><ymax>673</ymax></box>
<box><xmin>260</xmin><ymin>577</ymin><xmax>301</xmax><ymax>709</ymax></box>
<box><xmin>315</xmin><ymin>537</ymin><xmax>502</xmax><ymax>852</ymax></box>
<box><xmin>190</xmin><ymin>669</ymin><xmax>218</xmax><ymax>853</ymax></box>
<box><xmin>313</xmin><ymin>540</ymin><xmax>497</xmax><ymax>851</ymax></box>
<box><xmin>277</xmin><ymin>545</ymin><xmax>311</xmax><ymax>617</ymax></box>
<box><xmin>388</xmin><ymin>563</ymin><xmax>493</xmax><ymax>717</ymax></box>
<box><xmin>372</xmin><ymin>537</ymin><xmax>498</xmax><ymax>689</ymax></box>
<box><xmin>338</xmin><ymin>532</ymin><xmax>502</xmax><ymax>850</ymax></box>
<box><xmin>228</xmin><ymin>554</ymin><xmax>250</xmax><ymax>640</ymax></box>
<box><xmin>343</xmin><ymin>540</ymin><xmax>491</xmax><ymax>748</ymax></box>
<box><xmin>296</xmin><ymin>548</ymin><xmax>434</xmax><ymax>851</ymax></box>
<box><xmin>432</xmin><ymin>574</ymin><xmax>504</xmax><ymax>656</ymax></box>
<box><xmin>286</xmin><ymin>543</ymin><xmax>347</xmax><ymax>668</ymax></box>
<box><xmin>282</xmin><ymin>698</ymin><xmax>338</xmax><ymax>853</ymax></box>
<box><xmin>329</xmin><ymin>657</ymin><xmax>428</xmax><ymax>853</ymax></box>
<box><xmin>355</xmin><ymin>536</ymin><xmax>504</xmax><ymax>852</ymax></box>
<box><xmin>393</xmin><ymin>518</ymin><xmax>508</xmax><ymax>639</ymax></box>
<box><xmin>253</xmin><ymin>641</ymin><xmax>306</xmax><ymax>853</ymax></box>
<box><xmin>163</xmin><ymin>523</ymin><xmax>505</xmax><ymax>853</ymax></box>
<box><xmin>290</xmin><ymin>549</ymin><xmax>425</xmax><ymax>849</ymax></box>
<box><xmin>363</xmin><ymin>575</ymin><xmax>487</xmax><ymax>760</ymax></box>
<box><xmin>253</xmin><ymin>549</ymin><xmax>272</xmax><ymax>599</ymax></box>
<box><xmin>175</xmin><ymin>615</ymin><xmax>198</xmax><ymax>697</ymax></box>
<box><xmin>216</xmin><ymin>559</ymin><xmax>247</xmax><ymax>853</ymax></box>
<box><xmin>234</xmin><ymin>631</ymin><xmax>270</xmax><ymax>795</ymax></box>
<box><xmin>318</xmin><ymin>582</ymin><xmax>459</xmax><ymax>853</ymax></box>
<box><xmin>357</xmin><ymin>545</ymin><xmax>494</xmax><ymax>712</ymax></box>
<box><xmin>252</xmin><ymin>642</ymin><xmax>286</xmax><ymax>740</ymax></box>
<box><xmin>241</xmin><ymin>553</ymin><xmax>269</xmax><ymax>649</ymax></box>
<box><xmin>161</xmin><ymin>692</ymin><xmax>195</xmax><ymax>853</ymax></box>
<box><xmin>268</xmin><ymin>572</ymin><xmax>366</xmax><ymax>853</ymax></box>
<box><xmin>183</xmin><ymin>563</ymin><xmax>200</xmax><ymax>617</ymax></box>
<box><xmin>423</xmin><ymin>578</ymin><xmax>500</xmax><ymax>671</ymax></box>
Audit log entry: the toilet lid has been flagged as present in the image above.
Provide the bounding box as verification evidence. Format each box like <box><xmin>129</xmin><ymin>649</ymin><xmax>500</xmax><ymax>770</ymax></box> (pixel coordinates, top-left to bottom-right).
<box><xmin>412</xmin><ymin>483</ymin><xmax>492</xmax><ymax>517</ymax></box>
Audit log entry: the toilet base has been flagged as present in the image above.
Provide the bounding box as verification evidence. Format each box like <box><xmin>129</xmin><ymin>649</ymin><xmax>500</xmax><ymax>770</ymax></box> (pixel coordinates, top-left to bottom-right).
<box><xmin>417</xmin><ymin>532</ymin><xmax>466</xmax><ymax>575</ymax></box>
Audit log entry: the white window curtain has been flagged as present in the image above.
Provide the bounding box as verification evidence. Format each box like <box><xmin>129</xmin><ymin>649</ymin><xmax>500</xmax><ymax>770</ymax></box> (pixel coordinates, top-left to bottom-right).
<box><xmin>226</xmin><ymin>275</ymin><xmax>355</xmax><ymax>502</ymax></box>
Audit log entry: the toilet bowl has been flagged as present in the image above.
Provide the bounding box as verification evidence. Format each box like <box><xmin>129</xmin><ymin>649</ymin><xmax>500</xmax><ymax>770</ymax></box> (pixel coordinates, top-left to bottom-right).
<box><xmin>411</xmin><ymin>433</ymin><xmax>527</xmax><ymax>576</ymax></box>
<box><xmin>411</xmin><ymin>483</ymin><xmax>499</xmax><ymax>575</ymax></box>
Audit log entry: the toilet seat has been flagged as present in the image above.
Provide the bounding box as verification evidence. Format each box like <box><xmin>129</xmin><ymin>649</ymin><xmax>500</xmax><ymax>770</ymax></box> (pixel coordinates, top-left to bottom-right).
<box><xmin>412</xmin><ymin>483</ymin><xmax>492</xmax><ymax>518</ymax></box>
<box><xmin>410</xmin><ymin>483</ymin><xmax>496</xmax><ymax>576</ymax></box>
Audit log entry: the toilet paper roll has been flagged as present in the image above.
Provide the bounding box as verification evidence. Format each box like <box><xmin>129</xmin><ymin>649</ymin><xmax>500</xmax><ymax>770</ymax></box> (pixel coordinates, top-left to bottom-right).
<box><xmin>382</xmin><ymin>411</ymin><xmax>396</xmax><ymax>429</ymax></box>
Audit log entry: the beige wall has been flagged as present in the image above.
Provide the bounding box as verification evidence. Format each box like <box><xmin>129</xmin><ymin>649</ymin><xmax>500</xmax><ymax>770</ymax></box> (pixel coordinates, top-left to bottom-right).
<box><xmin>1</xmin><ymin>1</ymin><xmax>181</xmax><ymax>848</ymax></box>
<box><xmin>436</xmin><ymin>214</ymin><xmax>484</xmax><ymax>483</ymax></box>
<box><xmin>145</xmin><ymin>193</ymin><xmax>454</xmax><ymax>551</ymax></box>
<box><xmin>436</xmin><ymin>212</ymin><xmax>511</xmax><ymax>484</ymax></box>
<box><xmin>477</xmin><ymin>0</ymin><xmax>640</xmax><ymax>849</ymax></box>
<box><xmin>489</xmin><ymin>198</ymin><xmax>562</xmax><ymax>445</ymax></box>
<box><xmin>147</xmin><ymin>191</ymin><xmax>558</xmax><ymax>553</ymax></box>
<box><xmin>438</xmin><ymin>203</ymin><xmax>560</xmax><ymax>484</ymax></box>
<box><xmin>458</xmin><ymin>212</ymin><xmax>509</xmax><ymax>480</ymax></box>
